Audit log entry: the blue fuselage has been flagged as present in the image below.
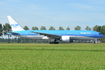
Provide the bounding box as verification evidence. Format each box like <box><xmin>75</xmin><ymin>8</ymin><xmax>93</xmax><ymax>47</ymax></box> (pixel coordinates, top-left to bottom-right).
<box><xmin>7</xmin><ymin>30</ymin><xmax>104</xmax><ymax>40</ymax></box>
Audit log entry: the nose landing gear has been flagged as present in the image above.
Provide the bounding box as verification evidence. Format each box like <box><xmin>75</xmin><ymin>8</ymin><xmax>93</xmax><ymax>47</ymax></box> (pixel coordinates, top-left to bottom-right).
<box><xmin>93</xmin><ymin>39</ymin><xmax>98</xmax><ymax>44</ymax></box>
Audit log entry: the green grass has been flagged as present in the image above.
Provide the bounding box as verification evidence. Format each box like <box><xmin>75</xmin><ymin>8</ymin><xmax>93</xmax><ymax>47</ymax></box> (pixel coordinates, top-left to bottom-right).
<box><xmin>0</xmin><ymin>43</ymin><xmax>105</xmax><ymax>70</ymax></box>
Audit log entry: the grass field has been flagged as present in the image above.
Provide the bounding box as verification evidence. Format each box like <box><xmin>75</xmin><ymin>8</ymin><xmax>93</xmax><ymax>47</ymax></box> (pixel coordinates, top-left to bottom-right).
<box><xmin>0</xmin><ymin>43</ymin><xmax>105</xmax><ymax>70</ymax></box>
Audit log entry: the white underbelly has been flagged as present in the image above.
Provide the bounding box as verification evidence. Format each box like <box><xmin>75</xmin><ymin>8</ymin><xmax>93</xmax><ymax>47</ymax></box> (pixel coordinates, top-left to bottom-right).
<box><xmin>71</xmin><ymin>36</ymin><xmax>98</xmax><ymax>40</ymax></box>
<box><xmin>18</xmin><ymin>35</ymin><xmax>49</xmax><ymax>40</ymax></box>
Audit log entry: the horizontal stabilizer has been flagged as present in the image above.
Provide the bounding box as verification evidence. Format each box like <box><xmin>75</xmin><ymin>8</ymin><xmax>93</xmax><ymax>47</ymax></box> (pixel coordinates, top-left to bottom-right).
<box><xmin>8</xmin><ymin>32</ymin><xmax>20</xmax><ymax>35</ymax></box>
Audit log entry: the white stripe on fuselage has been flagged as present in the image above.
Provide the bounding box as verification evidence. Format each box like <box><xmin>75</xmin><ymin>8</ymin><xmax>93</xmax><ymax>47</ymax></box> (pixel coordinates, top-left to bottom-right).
<box><xmin>14</xmin><ymin>35</ymin><xmax>98</xmax><ymax>40</ymax></box>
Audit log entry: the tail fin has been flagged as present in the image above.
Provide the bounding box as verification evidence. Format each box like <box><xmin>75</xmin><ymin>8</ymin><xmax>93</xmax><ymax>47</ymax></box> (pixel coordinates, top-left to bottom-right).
<box><xmin>7</xmin><ymin>16</ymin><xmax>24</xmax><ymax>31</ymax></box>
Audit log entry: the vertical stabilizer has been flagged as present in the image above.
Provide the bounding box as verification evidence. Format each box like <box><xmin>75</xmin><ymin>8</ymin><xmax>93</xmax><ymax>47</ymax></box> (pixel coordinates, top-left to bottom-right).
<box><xmin>7</xmin><ymin>16</ymin><xmax>24</xmax><ymax>31</ymax></box>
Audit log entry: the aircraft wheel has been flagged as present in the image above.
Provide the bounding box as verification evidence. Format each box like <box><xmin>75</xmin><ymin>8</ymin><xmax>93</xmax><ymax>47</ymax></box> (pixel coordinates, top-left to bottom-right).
<box><xmin>94</xmin><ymin>41</ymin><xmax>95</xmax><ymax>44</ymax></box>
<box><xmin>49</xmin><ymin>42</ymin><xmax>59</xmax><ymax>44</ymax></box>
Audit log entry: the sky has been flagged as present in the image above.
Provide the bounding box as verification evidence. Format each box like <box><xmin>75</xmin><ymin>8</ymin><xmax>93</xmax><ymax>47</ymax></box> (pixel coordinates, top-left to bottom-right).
<box><xmin>0</xmin><ymin>0</ymin><xmax>105</xmax><ymax>30</ymax></box>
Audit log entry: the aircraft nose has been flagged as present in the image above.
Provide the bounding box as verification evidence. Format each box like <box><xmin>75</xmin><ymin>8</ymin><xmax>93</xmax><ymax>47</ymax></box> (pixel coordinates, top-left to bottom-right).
<box><xmin>101</xmin><ymin>34</ymin><xmax>104</xmax><ymax>38</ymax></box>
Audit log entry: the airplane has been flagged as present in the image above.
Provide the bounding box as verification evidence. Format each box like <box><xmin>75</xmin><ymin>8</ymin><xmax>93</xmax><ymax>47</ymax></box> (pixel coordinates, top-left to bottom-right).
<box><xmin>7</xmin><ymin>16</ymin><xmax>104</xmax><ymax>44</ymax></box>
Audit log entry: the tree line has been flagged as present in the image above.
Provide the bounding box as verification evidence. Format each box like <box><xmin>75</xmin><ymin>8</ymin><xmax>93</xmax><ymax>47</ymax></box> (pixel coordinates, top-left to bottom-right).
<box><xmin>0</xmin><ymin>23</ymin><xmax>105</xmax><ymax>43</ymax></box>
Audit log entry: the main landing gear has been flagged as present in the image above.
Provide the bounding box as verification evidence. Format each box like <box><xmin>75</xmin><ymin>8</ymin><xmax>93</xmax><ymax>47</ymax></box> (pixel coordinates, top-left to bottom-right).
<box><xmin>49</xmin><ymin>38</ymin><xmax>59</xmax><ymax>44</ymax></box>
<box><xmin>50</xmin><ymin>42</ymin><xmax>59</xmax><ymax>44</ymax></box>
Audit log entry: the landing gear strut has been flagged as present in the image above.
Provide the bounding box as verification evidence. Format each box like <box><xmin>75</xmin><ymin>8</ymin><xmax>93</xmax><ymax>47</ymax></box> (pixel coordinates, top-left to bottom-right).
<box><xmin>49</xmin><ymin>39</ymin><xmax>59</xmax><ymax>44</ymax></box>
<box><xmin>93</xmin><ymin>39</ymin><xmax>97</xmax><ymax>44</ymax></box>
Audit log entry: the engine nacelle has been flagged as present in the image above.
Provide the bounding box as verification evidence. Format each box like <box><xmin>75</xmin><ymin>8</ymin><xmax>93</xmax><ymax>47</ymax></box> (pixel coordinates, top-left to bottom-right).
<box><xmin>61</xmin><ymin>36</ymin><xmax>73</xmax><ymax>43</ymax></box>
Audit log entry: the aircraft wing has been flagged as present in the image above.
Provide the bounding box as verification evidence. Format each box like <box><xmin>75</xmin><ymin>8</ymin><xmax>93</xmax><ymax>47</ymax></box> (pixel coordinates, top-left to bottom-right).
<box><xmin>31</xmin><ymin>31</ymin><xmax>60</xmax><ymax>38</ymax></box>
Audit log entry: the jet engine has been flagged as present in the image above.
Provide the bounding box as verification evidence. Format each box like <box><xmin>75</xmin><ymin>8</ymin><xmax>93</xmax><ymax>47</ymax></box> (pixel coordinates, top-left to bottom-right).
<box><xmin>61</xmin><ymin>36</ymin><xmax>73</xmax><ymax>43</ymax></box>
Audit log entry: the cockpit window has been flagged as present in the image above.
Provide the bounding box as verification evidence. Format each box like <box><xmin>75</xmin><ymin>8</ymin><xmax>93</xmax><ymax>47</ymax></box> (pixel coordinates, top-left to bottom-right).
<box><xmin>99</xmin><ymin>33</ymin><xmax>101</xmax><ymax>35</ymax></box>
